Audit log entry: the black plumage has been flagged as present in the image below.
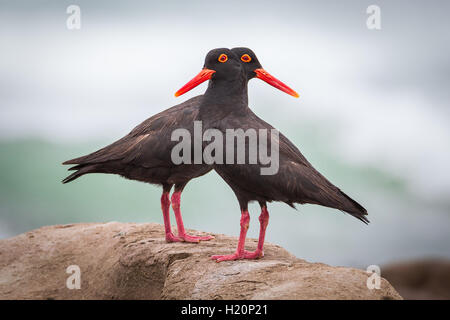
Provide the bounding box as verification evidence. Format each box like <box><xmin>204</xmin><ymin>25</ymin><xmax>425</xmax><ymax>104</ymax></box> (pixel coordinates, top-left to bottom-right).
<box><xmin>196</xmin><ymin>48</ymin><xmax>367</xmax><ymax>261</ymax></box>
<box><xmin>62</xmin><ymin>88</ymin><xmax>213</xmax><ymax>243</ymax></box>
<box><xmin>63</xmin><ymin>47</ymin><xmax>367</xmax><ymax>262</ymax></box>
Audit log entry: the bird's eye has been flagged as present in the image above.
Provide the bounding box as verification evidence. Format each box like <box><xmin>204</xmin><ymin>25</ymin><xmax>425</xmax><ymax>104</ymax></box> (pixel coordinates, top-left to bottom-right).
<box><xmin>218</xmin><ymin>54</ymin><xmax>228</xmax><ymax>63</ymax></box>
<box><xmin>241</xmin><ymin>54</ymin><xmax>252</xmax><ymax>63</ymax></box>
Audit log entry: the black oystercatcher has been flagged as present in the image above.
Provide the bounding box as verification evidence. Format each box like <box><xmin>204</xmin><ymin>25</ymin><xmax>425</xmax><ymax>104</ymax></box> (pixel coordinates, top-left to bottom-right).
<box><xmin>176</xmin><ymin>47</ymin><xmax>368</xmax><ymax>262</ymax></box>
<box><xmin>62</xmin><ymin>94</ymin><xmax>214</xmax><ymax>243</ymax></box>
<box><xmin>62</xmin><ymin>48</ymin><xmax>295</xmax><ymax>244</ymax></box>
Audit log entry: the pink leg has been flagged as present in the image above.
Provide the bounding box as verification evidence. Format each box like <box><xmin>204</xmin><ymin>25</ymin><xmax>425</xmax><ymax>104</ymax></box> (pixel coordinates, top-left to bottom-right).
<box><xmin>171</xmin><ymin>191</ymin><xmax>214</xmax><ymax>243</ymax></box>
<box><xmin>161</xmin><ymin>192</ymin><xmax>182</xmax><ymax>243</ymax></box>
<box><xmin>211</xmin><ymin>210</ymin><xmax>250</xmax><ymax>262</ymax></box>
<box><xmin>244</xmin><ymin>206</ymin><xmax>269</xmax><ymax>259</ymax></box>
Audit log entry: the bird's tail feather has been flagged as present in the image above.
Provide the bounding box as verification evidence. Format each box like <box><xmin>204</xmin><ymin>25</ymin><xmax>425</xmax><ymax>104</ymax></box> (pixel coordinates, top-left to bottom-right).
<box><xmin>337</xmin><ymin>190</ymin><xmax>369</xmax><ymax>224</ymax></box>
<box><xmin>62</xmin><ymin>164</ymin><xmax>98</xmax><ymax>184</ymax></box>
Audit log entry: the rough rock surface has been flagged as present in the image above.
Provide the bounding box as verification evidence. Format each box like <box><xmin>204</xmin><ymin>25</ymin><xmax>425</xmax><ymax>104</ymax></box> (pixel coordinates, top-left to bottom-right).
<box><xmin>382</xmin><ymin>259</ymin><xmax>450</xmax><ymax>300</ymax></box>
<box><xmin>0</xmin><ymin>222</ymin><xmax>401</xmax><ymax>300</ymax></box>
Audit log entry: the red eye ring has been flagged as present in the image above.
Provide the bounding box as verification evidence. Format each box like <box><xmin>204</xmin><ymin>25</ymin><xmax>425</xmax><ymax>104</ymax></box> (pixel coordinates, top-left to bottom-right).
<box><xmin>241</xmin><ymin>54</ymin><xmax>252</xmax><ymax>63</ymax></box>
<box><xmin>218</xmin><ymin>54</ymin><xmax>228</xmax><ymax>63</ymax></box>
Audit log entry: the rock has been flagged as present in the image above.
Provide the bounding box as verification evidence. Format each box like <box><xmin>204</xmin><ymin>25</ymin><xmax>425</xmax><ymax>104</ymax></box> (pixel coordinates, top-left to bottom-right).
<box><xmin>382</xmin><ymin>259</ymin><xmax>450</xmax><ymax>300</ymax></box>
<box><xmin>0</xmin><ymin>222</ymin><xmax>401</xmax><ymax>300</ymax></box>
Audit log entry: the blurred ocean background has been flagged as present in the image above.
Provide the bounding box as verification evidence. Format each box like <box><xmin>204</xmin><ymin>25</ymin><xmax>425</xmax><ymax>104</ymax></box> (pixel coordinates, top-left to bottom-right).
<box><xmin>1</xmin><ymin>0</ymin><xmax>449</xmax><ymax>268</ymax></box>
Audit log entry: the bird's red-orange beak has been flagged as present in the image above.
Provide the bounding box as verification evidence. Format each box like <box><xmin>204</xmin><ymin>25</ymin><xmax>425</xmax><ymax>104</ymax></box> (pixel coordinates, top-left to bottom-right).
<box><xmin>175</xmin><ymin>68</ymin><xmax>216</xmax><ymax>97</ymax></box>
<box><xmin>254</xmin><ymin>68</ymin><xmax>299</xmax><ymax>98</ymax></box>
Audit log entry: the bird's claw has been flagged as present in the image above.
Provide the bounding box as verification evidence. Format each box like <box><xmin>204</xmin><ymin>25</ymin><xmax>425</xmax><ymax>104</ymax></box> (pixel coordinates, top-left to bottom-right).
<box><xmin>166</xmin><ymin>232</ymin><xmax>214</xmax><ymax>243</ymax></box>
<box><xmin>165</xmin><ymin>232</ymin><xmax>183</xmax><ymax>243</ymax></box>
<box><xmin>211</xmin><ymin>250</ymin><xmax>264</xmax><ymax>262</ymax></box>
<box><xmin>211</xmin><ymin>252</ymin><xmax>244</xmax><ymax>262</ymax></box>
<box><xmin>180</xmin><ymin>234</ymin><xmax>215</xmax><ymax>243</ymax></box>
<box><xmin>243</xmin><ymin>249</ymin><xmax>264</xmax><ymax>259</ymax></box>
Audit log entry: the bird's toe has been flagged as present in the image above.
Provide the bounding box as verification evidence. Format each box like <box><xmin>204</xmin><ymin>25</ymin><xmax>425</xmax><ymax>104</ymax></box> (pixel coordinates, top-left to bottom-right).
<box><xmin>165</xmin><ymin>233</ymin><xmax>183</xmax><ymax>243</ymax></box>
<box><xmin>211</xmin><ymin>252</ymin><xmax>243</xmax><ymax>262</ymax></box>
<box><xmin>243</xmin><ymin>250</ymin><xmax>264</xmax><ymax>259</ymax></box>
<box><xmin>181</xmin><ymin>233</ymin><xmax>214</xmax><ymax>243</ymax></box>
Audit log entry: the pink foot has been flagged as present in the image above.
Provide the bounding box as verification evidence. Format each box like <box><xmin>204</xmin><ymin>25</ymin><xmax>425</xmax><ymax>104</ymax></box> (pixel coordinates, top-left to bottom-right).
<box><xmin>243</xmin><ymin>249</ymin><xmax>264</xmax><ymax>259</ymax></box>
<box><xmin>179</xmin><ymin>233</ymin><xmax>214</xmax><ymax>243</ymax></box>
<box><xmin>165</xmin><ymin>232</ymin><xmax>183</xmax><ymax>243</ymax></box>
<box><xmin>211</xmin><ymin>252</ymin><xmax>245</xmax><ymax>262</ymax></box>
<box><xmin>211</xmin><ymin>250</ymin><xmax>264</xmax><ymax>262</ymax></box>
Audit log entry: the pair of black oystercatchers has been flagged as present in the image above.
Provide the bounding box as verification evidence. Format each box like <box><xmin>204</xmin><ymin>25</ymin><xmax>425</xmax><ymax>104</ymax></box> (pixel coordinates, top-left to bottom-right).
<box><xmin>63</xmin><ymin>47</ymin><xmax>368</xmax><ymax>262</ymax></box>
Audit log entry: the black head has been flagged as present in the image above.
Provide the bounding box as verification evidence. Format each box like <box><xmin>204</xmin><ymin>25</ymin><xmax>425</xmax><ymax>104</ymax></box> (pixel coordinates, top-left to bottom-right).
<box><xmin>203</xmin><ymin>48</ymin><xmax>242</xmax><ymax>81</ymax></box>
<box><xmin>231</xmin><ymin>47</ymin><xmax>299</xmax><ymax>98</ymax></box>
<box><xmin>175</xmin><ymin>48</ymin><xmax>244</xmax><ymax>97</ymax></box>
<box><xmin>231</xmin><ymin>47</ymin><xmax>263</xmax><ymax>80</ymax></box>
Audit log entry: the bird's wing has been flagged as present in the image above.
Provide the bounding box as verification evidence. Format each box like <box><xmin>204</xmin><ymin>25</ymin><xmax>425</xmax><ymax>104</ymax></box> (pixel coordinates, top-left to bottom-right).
<box><xmin>246</xmin><ymin>109</ymin><xmax>310</xmax><ymax>167</ymax></box>
<box><xmin>63</xmin><ymin>95</ymin><xmax>203</xmax><ymax>167</ymax></box>
<box><xmin>215</xmin><ymin>109</ymin><xmax>368</xmax><ymax>222</ymax></box>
